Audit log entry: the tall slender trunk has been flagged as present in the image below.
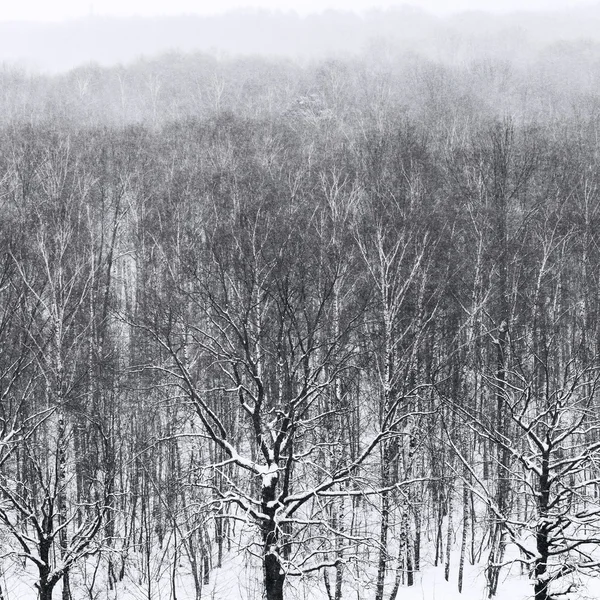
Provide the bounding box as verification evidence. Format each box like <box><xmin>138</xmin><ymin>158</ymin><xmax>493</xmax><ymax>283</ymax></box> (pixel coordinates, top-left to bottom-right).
<box><xmin>444</xmin><ymin>489</ymin><xmax>453</xmax><ymax>581</ymax></box>
<box><xmin>403</xmin><ymin>510</ymin><xmax>414</xmax><ymax>587</ymax></box>
<box><xmin>488</xmin><ymin>122</ymin><xmax>512</xmax><ymax>598</ymax></box>
<box><xmin>57</xmin><ymin>413</ymin><xmax>71</xmax><ymax>600</ymax></box>
<box><xmin>487</xmin><ymin>319</ymin><xmax>509</xmax><ymax>597</ymax></box>
<box><xmin>413</xmin><ymin>504</ymin><xmax>421</xmax><ymax>572</ymax></box>
<box><xmin>334</xmin><ymin>497</ymin><xmax>344</xmax><ymax>600</ymax></box>
<box><xmin>375</xmin><ymin>440</ymin><xmax>396</xmax><ymax>600</ymax></box>
<box><xmin>486</xmin><ymin>524</ymin><xmax>506</xmax><ymax>598</ymax></box>
<box><xmin>388</xmin><ymin>541</ymin><xmax>404</xmax><ymax>600</ymax></box>
<box><xmin>458</xmin><ymin>477</ymin><xmax>469</xmax><ymax>593</ymax></box>
<box><xmin>323</xmin><ymin>568</ymin><xmax>333</xmax><ymax>600</ymax></box>
<box><xmin>375</xmin><ymin>486</ymin><xmax>390</xmax><ymax>599</ymax></box>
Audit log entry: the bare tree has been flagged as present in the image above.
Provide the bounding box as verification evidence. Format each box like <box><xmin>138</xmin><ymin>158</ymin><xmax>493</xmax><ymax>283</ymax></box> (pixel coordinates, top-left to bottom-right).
<box><xmin>0</xmin><ymin>132</ymin><xmax>115</xmax><ymax>600</ymax></box>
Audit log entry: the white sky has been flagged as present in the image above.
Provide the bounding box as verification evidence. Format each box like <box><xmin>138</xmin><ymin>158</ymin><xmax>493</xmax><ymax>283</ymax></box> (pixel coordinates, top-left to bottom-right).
<box><xmin>0</xmin><ymin>0</ymin><xmax>597</xmax><ymax>22</ymax></box>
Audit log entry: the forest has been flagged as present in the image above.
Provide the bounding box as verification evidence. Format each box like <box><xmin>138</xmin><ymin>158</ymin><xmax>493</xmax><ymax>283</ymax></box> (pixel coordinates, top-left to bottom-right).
<box><xmin>2</xmin><ymin>15</ymin><xmax>600</xmax><ymax>600</ymax></box>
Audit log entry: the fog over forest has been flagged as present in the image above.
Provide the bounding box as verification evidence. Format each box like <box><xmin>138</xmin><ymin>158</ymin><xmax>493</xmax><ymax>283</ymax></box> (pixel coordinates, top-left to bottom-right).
<box><xmin>3</xmin><ymin>5</ymin><xmax>600</xmax><ymax>600</ymax></box>
<box><xmin>3</xmin><ymin>5</ymin><xmax>600</xmax><ymax>72</ymax></box>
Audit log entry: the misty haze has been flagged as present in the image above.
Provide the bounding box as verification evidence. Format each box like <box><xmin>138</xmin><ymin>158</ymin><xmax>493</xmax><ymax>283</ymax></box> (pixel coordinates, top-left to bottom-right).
<box><xmin>1</xmin><ymin>3</ymin><xmax>600</xmax><ymax>600</ymax></box>
<box><xmin>2</xmin><ymin>5</ymin><xmax>600</xmax><ymax>72</ymax></box>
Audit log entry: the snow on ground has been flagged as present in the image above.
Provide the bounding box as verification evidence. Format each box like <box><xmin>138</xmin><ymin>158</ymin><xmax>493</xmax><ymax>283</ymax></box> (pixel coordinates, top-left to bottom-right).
<box><xmin>186</xmin><ymin>552</ymin><xmax>600</xmax><ymax>600</ymax></box>
<box><xmin>4</xmin><ymin>543</ymin><xmax>600</xmax><ymax>599</ymax></box>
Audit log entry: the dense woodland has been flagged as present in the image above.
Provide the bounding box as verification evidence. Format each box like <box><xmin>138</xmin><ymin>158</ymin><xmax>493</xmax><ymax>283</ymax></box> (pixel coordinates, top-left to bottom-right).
<box><xmin>2</xmin><ymin>33</ymin><xmax>600</xmax><ymax>600</ymax></box>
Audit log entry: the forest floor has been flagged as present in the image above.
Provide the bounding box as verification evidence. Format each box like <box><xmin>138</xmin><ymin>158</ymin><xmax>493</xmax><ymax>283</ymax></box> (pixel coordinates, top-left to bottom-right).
<box><xmin>193</xmin><ymin>552</ymin><xmax>600</xmax><ymax>600</ymax></box>
<box><xmin>2</xmin><ymin>541</ymin><xmax>599</xmax><ymax>599</ymax></box>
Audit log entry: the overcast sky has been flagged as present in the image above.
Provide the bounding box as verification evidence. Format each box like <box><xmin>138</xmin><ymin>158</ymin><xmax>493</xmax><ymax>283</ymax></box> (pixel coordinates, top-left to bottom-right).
<box><xmin>0</xmin><ymin>0</ymin><xmax>597</xmax><ymax>21</ymax></box>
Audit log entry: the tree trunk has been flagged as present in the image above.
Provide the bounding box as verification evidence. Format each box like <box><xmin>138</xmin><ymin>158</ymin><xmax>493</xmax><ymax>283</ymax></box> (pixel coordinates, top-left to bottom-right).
<box><xmin>263</xmin><ymin>526</ymin><xmax>285</xmax><ymax>600</ymax></box>
<box><xmin>38</xmin><ymin>562</ymin><xmax>56</xmax><ymax>600</ymax></box>
<box><xmin>534</xmin><ymin>530</ymin><xmax>550</xmax><ymax>600</ymax></box>
<box><xmin>445</xmin><ymin>489</ymin><xmax>453</xmax><ymax>582</ymax></box>
<box><xmin>375</xmin><ymin>487</ymin><xmax>391</xmax><ymax>600</ymax></box>
<box><xmin>404</xmin><ymin>510</ymin><xmax>414</xmax><ymax>587</ymax></box>
<box><xmin>38</xmin><ymin>534</ymin><xmax>57</xmax><ymax>600</ymax></box>
<box><xmin>61</xmin><ymin>573</ymin><xmax>71</xmax><ymax>600</ymax></box>
<box><xmin>534</xmin><ymin>452</ymin><xmax>551</xmax><ymax>600</ymax></box>
<box><xmin>38</xmin><ymin>584</ymin><xmax>55</xmax><ymax>600</ymax></box>
<box><xmin>413</xmin><ymin>505</ymin><xmax>421</xmax><ymax>572</ymax></box>
<box><xmin>323</xmin><ymin>568</ymin><xmax>334</xmax><ymax>600</ymax></box>
<box><xmin>486</xmin><ymin>520</ymin><xmax>508</xmax><ymax>599</ymax></box>
<box><xmin>262</xmin><ymin>472</ymin><xmax>284</xmax><ymax>600</ymax></box>
<box><xmin>458</xmin><ymin>478</ymin><xmax>469</xmax><ymax>593</ymax></box>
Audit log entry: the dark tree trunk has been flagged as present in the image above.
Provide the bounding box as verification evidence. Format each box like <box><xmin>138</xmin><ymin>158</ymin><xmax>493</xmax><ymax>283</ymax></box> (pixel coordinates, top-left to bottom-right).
<box><xmin>61</xmin><ymin>573</ymin><xmax>71</xmax><ymax>600</ymax></box>
<box><xmin>37</xmin><ymin>564</ymin><xmax>57</xmax><ymax>600</ymax></box>
<box><xmin>38</xmin><ymin>585</ymin><xmax>55</xmax><ymax>600</ymax></box>
<box><xmin>262</xmin><ymin>472</ymin><xmax>284</xmax><ymax>600</ymax></box>
<box><xmin>535</xmin><ymin>452</ymin><xmax>551</xmax><ymax>600</ymax></box>
<box><xmin>534</xmin><ymin>530</ymin><xmax>550</xmax><ymax>600</ymax></box>
<box><xmin>375</xmin><ymin>436</ymin><xmax>397</xmax><ymax>600</ymax></box>
<box><xmin>263</xmin><ymin>520</ymin><xmax>285</xmax><ymax>600</ymax></box>
<box><xmin>38</xmin><ymin>535</ymin><xmax>57</xmax><ymax>600</ymax></box>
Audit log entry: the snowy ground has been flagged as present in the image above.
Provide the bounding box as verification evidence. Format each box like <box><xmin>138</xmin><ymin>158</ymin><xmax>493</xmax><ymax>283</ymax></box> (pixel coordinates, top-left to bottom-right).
<box><xmin>177</xmin><ymin>556</ymin><xmax>600</xmax><ymax>600</ymax></box>
<box><xmin>4</xmin><ymin>544</ymin><xmax>600</xmax><ymax>599</ymax></box>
